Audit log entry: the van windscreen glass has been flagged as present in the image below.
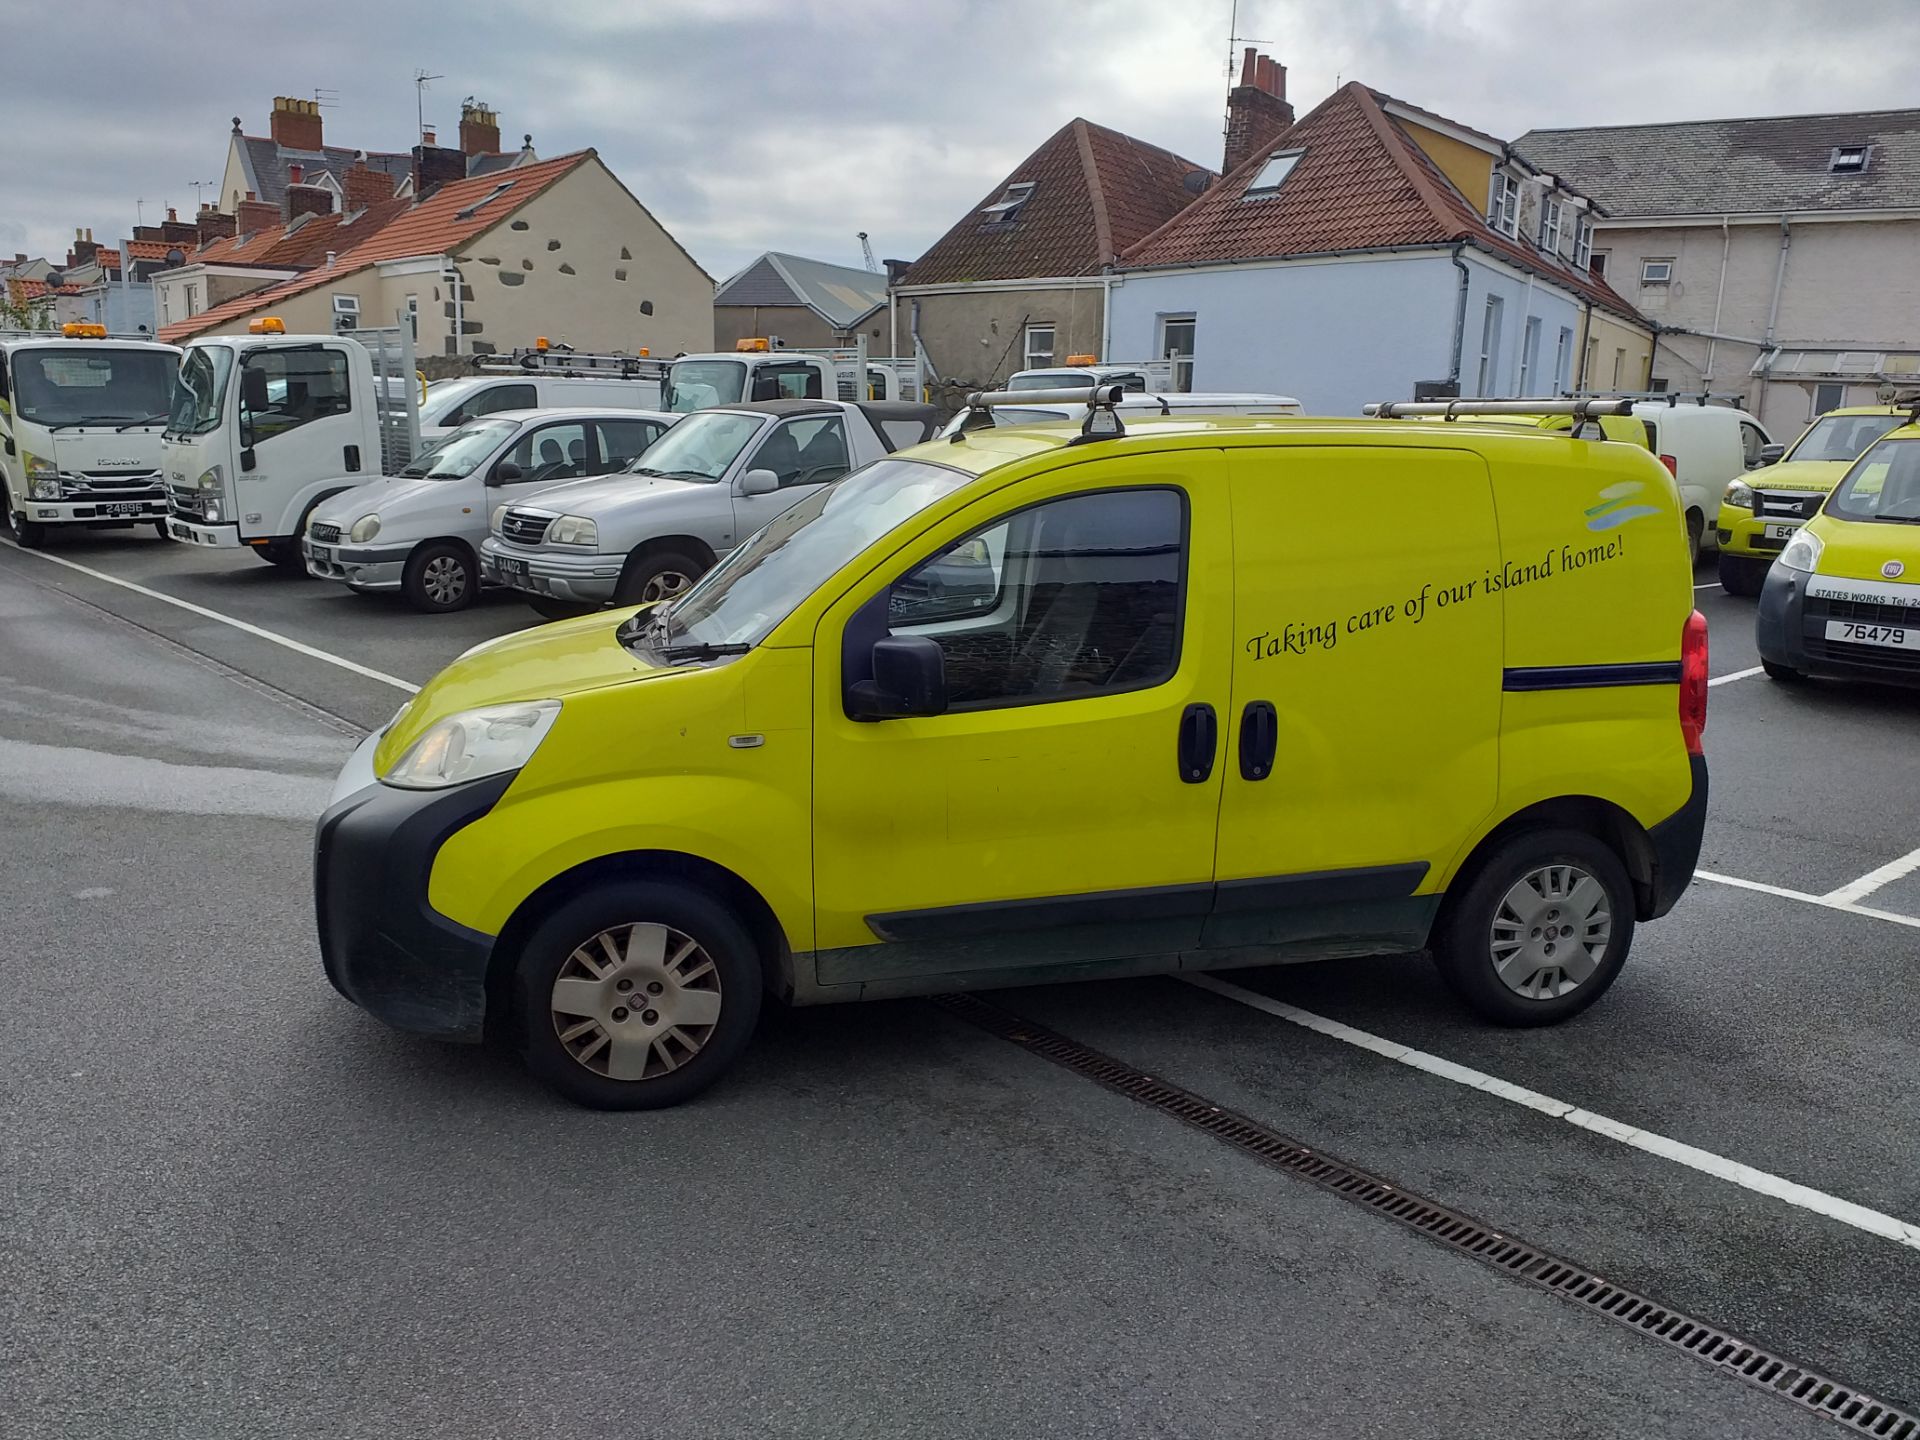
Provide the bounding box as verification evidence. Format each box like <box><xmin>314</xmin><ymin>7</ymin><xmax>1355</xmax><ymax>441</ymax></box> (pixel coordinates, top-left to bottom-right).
<box><xmin>168</xmin><ymin>346</ymin><xmax>230</xmax><ymax>435</ymax></box>
<box><xmin>663</xmin><ymin>360</ymin><xmax>746</xmax><ymax>412</ymax></box>
<box><xmin>13</xmin><ymin>348</ymin><xmax>175</xmax><ymax>427</ymax></box>
<box><xmin>1828</xmin><ymin>438</ymin><xmax>1920</xmax><ymax>524</ymax></box>
<box><xmin>1789</xmin><ymin>412</ymin><xmax>1902</xmax><ymax>463</ymax></box>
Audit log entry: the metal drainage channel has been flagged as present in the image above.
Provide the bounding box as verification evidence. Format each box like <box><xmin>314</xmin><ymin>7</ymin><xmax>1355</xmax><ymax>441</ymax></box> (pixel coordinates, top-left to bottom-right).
<box><xmin>936</xmin><ymin>993</ymin><xmax>1919</xmax><ymax>1438</ymax></box>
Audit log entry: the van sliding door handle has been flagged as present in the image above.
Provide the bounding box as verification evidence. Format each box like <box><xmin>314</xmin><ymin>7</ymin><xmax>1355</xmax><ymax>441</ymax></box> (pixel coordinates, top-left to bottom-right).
<box><xmin>1239</xmin><ymin>700</ymin><xmax>1277</xmax><ymax>781</ymax></box>
<box><xmin>1177</xmin><ymin>703</ymin><xmax>1217</xmax><ymax>784</ymax></box>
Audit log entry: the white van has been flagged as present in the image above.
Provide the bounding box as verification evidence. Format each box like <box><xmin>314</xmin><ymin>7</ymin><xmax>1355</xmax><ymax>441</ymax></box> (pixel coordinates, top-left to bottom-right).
<box><xmin>420</xmin><ymin>374</ymin><xmax>665</xmax><ymax>441</ymax></box>
<box><xmin>1631</xmin><ymin>400</ymin><xmax>1773</xmax><ymax>561</ymax></box>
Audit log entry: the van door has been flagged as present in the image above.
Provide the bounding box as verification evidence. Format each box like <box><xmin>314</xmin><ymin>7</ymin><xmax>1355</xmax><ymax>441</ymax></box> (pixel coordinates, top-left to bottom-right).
<box><xmin>1212</xmin><ymin>445</ymin><xmax>1501</xmax><ymax>950</ymax></box>
<box><xmin>731</xmin><ymin>414</ymin><xmax>851</xmax><ymax>535</ymax></box>
<box><xmin>236</xmin><ymin>343</ymin><xmax>360</xmax><ymax>532</ymax></box>
<box><xmin>809</xmin><ymin>452</ymin><xmax>1233</xmax><ymax>990</ymax></box>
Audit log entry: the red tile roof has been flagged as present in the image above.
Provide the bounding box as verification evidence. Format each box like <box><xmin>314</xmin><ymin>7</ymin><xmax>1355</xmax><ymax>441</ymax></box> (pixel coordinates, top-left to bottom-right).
<box><xmin>189</xmin><ymin>197</ymin><xmax>410</xmax><ymax>270</ymax></box>
<box><xmin>1122</xmin><ymin>83</ymin><xmax>1644</xmax><ymax>324</ymax></box>
<box><xmin>900</xmin><ymin>119</ymin><xmax>1212</xmax><ymax>286</ymax></box>
<box><xmin>158</xmin><ymin>151</ymin><xmax>594</xmax><ymax>343</ymax></box>
<box><xmin>125</xmin><ymin>240</ymin><xmax>176</xmax><ymax>261</ymax></box>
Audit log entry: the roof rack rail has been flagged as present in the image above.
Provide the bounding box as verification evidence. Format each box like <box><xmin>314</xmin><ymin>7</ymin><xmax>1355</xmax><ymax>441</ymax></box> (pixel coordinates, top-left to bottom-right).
<box><xmin>477</xmin><ymin>346</ymin><xmax>668</xmax><ymax>381</ymax></box>
<box><xmin>1566</xmin><ymin>388</ymin><xmax>1746</xmax><ymax>407</ymax></box>
<box><xmin>950</xmin><ymin>384</ymin><xmax>1129</xmax><ymax>444</ymax></box>
<box><xmin>1365</xmin><ymin>398</ymin><xmax>1634</xmax><ymax>420</ymax></box>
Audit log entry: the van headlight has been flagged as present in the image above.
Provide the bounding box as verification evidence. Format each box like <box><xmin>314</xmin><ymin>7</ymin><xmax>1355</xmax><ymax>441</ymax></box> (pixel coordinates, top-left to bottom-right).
<box><xmin>1777</xmin><ymin>527</ymin><xmax>1823</xmax><ymax>574</ymax></box>
<box><xmin>490</xmin><ymin>503</ymin><xmax>508</xmax><ymax>535</ymax></box>
<box><xmin>549</xmin><ymin>514</ymin><xmax>598</xmax><ymax>546</ymax></box>
<box><xmin>382</xmin><ymin>700</ymin><xmax>560</xmax><ymax>789</ymax></box>
<box><xmin>349</xmin><ymin>514</ymin><xmax>382</xmax><ymax>543</ymax></box>
<box><xmin>24</xmin><ymin>452</ymin><xmax>59</xmax><ymax>498</ymax></box>
<box><xmin>197</xmin><ymin>465</ymin><xmax>222</xmax><ymax>490</ymax></box>
<box><xmin>1724</xmin><ymin>480</ymin><xmax>1754</xmax><ymax>510</ymax></box>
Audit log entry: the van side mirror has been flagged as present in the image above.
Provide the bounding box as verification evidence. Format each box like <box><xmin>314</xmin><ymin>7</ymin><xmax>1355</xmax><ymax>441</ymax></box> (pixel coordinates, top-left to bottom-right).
<box><xmin>491</xmin><ymin>460</ymin><xmax>523</xmax><ymax>485</ymax></box>
<box><xmin>241</xmin><ymin>365</ymin><xmax>270</xmax><ymax>414</ymax></box>
<box><xmin>846</xmin><ymin>634</ymin><xmax>947</xmax><ymax>720</ymax></box>
<box><xmin>739</xmin><ymin>467</ymin><xmax>778</xmax><ymax>496</ymax></box>
<box><xmin>1755</xmin><ymin>443</ymin><xmax>1785</xmax><ymax>468</ymax></box>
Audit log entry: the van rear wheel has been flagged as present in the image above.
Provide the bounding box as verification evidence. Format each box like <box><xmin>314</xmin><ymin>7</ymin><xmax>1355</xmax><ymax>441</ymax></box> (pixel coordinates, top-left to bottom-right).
<box><xmin>1430</xmin><ymin>828</ymin><xmax>1633</xmax><ymax>1026</ymax></box>
<box><xmin>513</xmin><ymin>880</ymin><xmax>763</xmax><ymax>1110</ymax></box>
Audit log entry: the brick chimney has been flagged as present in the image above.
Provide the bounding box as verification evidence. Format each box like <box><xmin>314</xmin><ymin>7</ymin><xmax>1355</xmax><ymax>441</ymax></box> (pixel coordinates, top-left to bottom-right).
<box><xmin>1224</xmin><ymin>47</ymin><xmax>1296</xmax><ymax>176</ymax></box>
<box><xmin>343</xmin><ymin>156</ymin><xmax>392</xmax><ymax>212</ymax></box>
<box><xmin>196</xmin><ymin>205</ymin><xmax>237</xmax><ymax>246</ymax></box>
<box><xmin>269</xmin><ymin>95</ymin><xmax>323</xmax><ymax>151</ymax></box>
<box><xmin>236</xmin><ymin>191</ymin><xmax>281</xmax><ymax>237</ymax></box>
<box><xmin>68</xmin><ymin>228</ymin><xmax>98</xmax><ymax>267</ymax></box>
<box><xmin>412</xmin><ymin>134</ymin><xmax>468</xmax><ymax>197</ymax></box>
<box><xmin>286</xmin><ymin>182</ymin><xmax>333</xmax><ymax>221</ymax></box>
<box><xmin>459</xmin><ymin>101</ymin><xmax>500</xmax><ymax>157</ymax></box>
<box><xmin>160</xmin><ymin>206</ymin><xmax>198</xmax><ymax>246</ymax></box>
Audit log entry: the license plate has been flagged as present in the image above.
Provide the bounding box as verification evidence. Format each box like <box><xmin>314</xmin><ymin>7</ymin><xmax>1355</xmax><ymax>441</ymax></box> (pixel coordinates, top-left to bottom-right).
<box><xmin>1764</xmin><ymin>522</ymin><xmax>1800</xmax><ymax>539</ymax></box>
<box><xmin>168</xmin><ymin>520</ymin><xmax>191</xmax><ymax>539</ymax></box>
<box><xmin>497</xmin><ymin>557</ymin><xmax>529</xmax><ymax>584</ymax></box>
<box><xmin>1826</xmin><ymin>620</ymin><xmax>1919</xmax><ymax>650</ymax></box>
<box><xmin>102</xmin><ymin>502</ymin><xmax>145</xmax><ymax>518</ymax></box>
<box><xmin>307</xmin><ymin>542</ymin><xmax>335</xmax><ymax>563</ymax></box>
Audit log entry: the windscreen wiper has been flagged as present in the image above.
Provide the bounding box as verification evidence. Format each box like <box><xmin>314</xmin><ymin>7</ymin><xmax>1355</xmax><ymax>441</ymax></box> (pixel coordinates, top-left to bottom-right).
<box><xmin>114</xmin><ymin>412</ymin><xmax>169</xmax><ymax>432</ymax></box>
<box><xmin>656</xmin><ymin>641</ymin><xmax>750</xmax><ymax>662</ymax></box>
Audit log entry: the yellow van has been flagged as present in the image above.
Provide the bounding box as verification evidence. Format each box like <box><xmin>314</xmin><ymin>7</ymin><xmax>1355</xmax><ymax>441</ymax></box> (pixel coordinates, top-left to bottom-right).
<box><xmin>316</xmin><ymin>394</ymin><xmax>1710</xmax><ymax>1109</ymax></box>
<box><xmin>1756</xmin><ymin>417</ymin><xmax>1920</xmax><ymax>685</ymax></box>
<box><xmin>1717</xmin><ymin>405</ymin><xmax>1908</xmax><ymax>595</ymax></box>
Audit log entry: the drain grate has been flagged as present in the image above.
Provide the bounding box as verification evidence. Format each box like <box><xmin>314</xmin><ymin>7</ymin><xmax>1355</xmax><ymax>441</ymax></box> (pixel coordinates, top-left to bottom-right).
<box><xmin>937</xmin><ymin>992</ymin><xmax>1920</xmax><ymax>1437</ymax></box>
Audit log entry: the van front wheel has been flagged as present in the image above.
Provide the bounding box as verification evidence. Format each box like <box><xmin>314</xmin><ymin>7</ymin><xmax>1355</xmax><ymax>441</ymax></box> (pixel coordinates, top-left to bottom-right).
<box><xmin>1430</xmin><ymin>828</ymin><xmax>1634</xmax><ymax>1026</ymax></box>
<box><xmin>513</xmin><ymin>880</ymin><xmax>763</xmax><ymax>1110</ymax></box>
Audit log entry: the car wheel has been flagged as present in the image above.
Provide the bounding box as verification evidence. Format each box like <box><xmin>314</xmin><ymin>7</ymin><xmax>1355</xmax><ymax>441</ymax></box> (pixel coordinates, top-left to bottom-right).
<box><xmin>254</xmin><ymin>539</ymin><xmax>309</xmax><ymax>570</ymax></box>
<box><xmin>1761</xmin><ymin>659</ymin><xmax>1806</xmax><ymax>685</ymax></box>
<box><xmin>528</xmin><ymin>595</ymin><xmax>597</xmax><ymax>622</ymax></box>
<box><xmin>513</xmin><ymin>880</ymin><xmax>763</xmax><ymax>1110</ymax></box>
<box><xmin>1716</xmin><ymin>552</ymin><xmax>1766</xmax><ymax>597</ymax></box>
<box><xmin>614</xmin><ymin>550</ymin><xmax>705</xmax><ymax>608</ymax></box>
<box><xmin>402</xmin><ymin>541</ymin><xmax>477</xmax><ymax>613</ymax></box>
<box><xmin>1430</xmin><ymin>828</ymin><xmax>1634</xmax><ymax>1027</ymax></box>
<box><xmin>152</xmin><ymin>521</ymin><xmax>171</xmax><ymax>540</ymax></box>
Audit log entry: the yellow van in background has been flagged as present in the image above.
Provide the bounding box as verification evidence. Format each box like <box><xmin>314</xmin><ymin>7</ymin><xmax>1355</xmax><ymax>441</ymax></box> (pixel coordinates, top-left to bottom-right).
<box><xmin>316</xmin><ymin>394</ymin><xmax>1710</xmax><ymax>1109</ymax></box>
<box><xmin>1717</xmin><ymin>405</ymin><xmax>1908</xmax><ymax>595</ymax></box>
<box><xmin>1757</xmin><ymin>419</ymin><xmax>1920</xmax><ymax>686</ymax></box>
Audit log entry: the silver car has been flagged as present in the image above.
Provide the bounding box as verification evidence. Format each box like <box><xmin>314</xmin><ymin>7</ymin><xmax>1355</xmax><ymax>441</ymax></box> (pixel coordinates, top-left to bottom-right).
<box><xmin>479</xmin><ymin>398</ymin><xmax>941</xmax><ymax>618</ymax></box>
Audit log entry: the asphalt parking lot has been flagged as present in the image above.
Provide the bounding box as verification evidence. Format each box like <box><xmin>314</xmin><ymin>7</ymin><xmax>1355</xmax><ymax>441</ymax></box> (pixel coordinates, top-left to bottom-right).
<box><xmin>2</xmin><ymin>528</ymin><xmax>1916</xmax><ymax>1439</ymax></box>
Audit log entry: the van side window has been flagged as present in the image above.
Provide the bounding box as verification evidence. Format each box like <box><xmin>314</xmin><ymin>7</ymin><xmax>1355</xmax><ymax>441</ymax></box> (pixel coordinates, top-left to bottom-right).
<box><xmin>240</xmin><ymin>346</ymin><xmax>351</xmax><ymax>444</ymax></box>
<box><xmin>755</xmin><ymin>416</ymin><xmax>849</xmax><ymax>487</ymax></box>
<box><xmin>888</xmin><ymin>487</ymin><xmax>1186</xmax><ymax>709</ymax></box>
<box><xmin>750</xmin><ymin>363</ymin><xmax>822</xmax><ymax>402</ymax></box>
<box><xmin>1740</xmin><ymin>421</ymin><xmax>1769</xmax><ymax>469</ymax></box>
<box><xmin>453</xmin><ymin>382</ymin><xmax>535</xmax><ymax>423</ymax></box>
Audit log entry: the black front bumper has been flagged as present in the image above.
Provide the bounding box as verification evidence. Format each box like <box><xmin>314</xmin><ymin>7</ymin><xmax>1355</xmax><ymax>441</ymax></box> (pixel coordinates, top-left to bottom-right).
<box><xmin>314</xmin><ymin>771</ymin><xmax>514</xmax><ymax>1043</ymax></box>
<box><xmin>1645</xmin><ymin>753</ymin><xmax>1709</xmax><ymax>919</ymax></box>
<box><xmin>1757</xmin><ymin>565</ymin><xmax>1920</xmax><ymax>687</ymax></box>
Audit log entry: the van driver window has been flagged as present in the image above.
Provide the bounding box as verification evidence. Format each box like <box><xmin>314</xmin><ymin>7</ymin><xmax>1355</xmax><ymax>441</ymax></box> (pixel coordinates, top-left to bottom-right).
<box><xmin>241</xmin><ymin>348</ymin><xmax>351</xmax><ymax>443</ymax></box>
<box><xmin>888</xmin><ymin>487</ymin><xmax>1185</xmax><ymax>709</ymax></box>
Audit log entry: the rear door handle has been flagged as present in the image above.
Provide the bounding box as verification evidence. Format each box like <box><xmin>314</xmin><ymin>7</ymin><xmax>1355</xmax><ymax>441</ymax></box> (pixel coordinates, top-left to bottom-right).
<box><xmin>1177</xmin><ymin>703</ymin><xmax>1217</xmax><ymax>784</ymax></box>
<box><xmin>1239</xmin><ymin>700</ymin><xmax>1277</xmax><ymax>781</ymax></box>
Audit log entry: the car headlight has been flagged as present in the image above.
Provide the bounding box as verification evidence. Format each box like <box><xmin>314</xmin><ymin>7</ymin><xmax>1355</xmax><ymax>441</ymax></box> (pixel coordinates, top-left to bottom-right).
<box><xmin>197</xmin><ymin>465</ymin><xmax>222</xmax><ymax>491</ymax></box>
<box><xmin>28</xmin><ymin>477</ymin><xmax>63</xmax><ymax>500</ymax></box>
<box><xmin>1778</xmin><ymin>526</ymin><xmax>1824</xmax><ymax>574</ymax></box>
<box><xmin>549</xmin><ymin>514</ymin><xmax>597</xmax><ymax>546</ymax></box>
<box><xmin>23</xmin><ymin>453</ymin><xmax>58</xmax><ymax>497</ymax></box>
<box><xmin>383</xmin><ymin>700</ymin><xmax>560</xmax><ymax>790</ymax></box>
<box><xmin>1724</xmin><ymin>480</ymin><xmax>1754</xmax><ymax>510</ymax></box>
<box><xmin>349</xmin><ymin>514</ymin><xmax>381</xmax><ymax>543</ymax></box>
<box><xmin>490</xmin><ymin>503</ymin><xmax>508</xmax><ymax>535</ymax></box>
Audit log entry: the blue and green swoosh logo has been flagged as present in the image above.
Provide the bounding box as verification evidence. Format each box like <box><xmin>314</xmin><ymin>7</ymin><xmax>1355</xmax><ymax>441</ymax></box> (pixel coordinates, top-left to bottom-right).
<box><xmin>1586</xmin><ymin>481</ymin><xmax>1660</xmax><ymax>532</ymax></box>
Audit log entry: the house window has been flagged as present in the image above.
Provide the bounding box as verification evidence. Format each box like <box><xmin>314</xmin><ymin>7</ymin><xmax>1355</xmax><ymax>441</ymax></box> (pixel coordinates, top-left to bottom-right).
<box><xmin>1476</xmin><ymin>295</ymin><xmax>1505</xmax><ymax>395</ymax></box>
<box><xmin>1813</xmin><ymin>382</ymin><xmax>1845</xmax><ymax>415</ymax></box>
<box><xmin>1591</xmin><ymin>251</ymin><xmax>1609</xmax><ymax>277</ymax></box>
<box><xmin>1538</xmin><ymin>198</ymin><xmax>1562</xmax><ymax>254</ymax></box>
<box><xmin>1519</xmin><ymin>316</ymin><xmax>1543</xmax><ymax>396</ymax></box>
<box><xmin>1584</xmin><ymin>337</ymin><xmax>1598</xmax><ymax>388</ymax></box>
<box><xmin>1612</xmin><ymin>348</ymin><xmax>1626</xmax><ymax>388</ymax></box>
<box><xmin>1553</xmin><ymin>326</ymin><xmax>1574</xmax><ymax>393</ymax></box>
<box><xmin>1829</xmin><ymin>145</ymin><xmax>1870</xmax><ymax>174</ymax></box>
<box><xmin>1244</xmin><ymin>149</ymin><xmax>1304</xmax><ymax>199</ymax></box>
<box><xmin>1649</xmin><ymin>376</ymin><xmax>1669</xmax><ymax>393</ymax></box>
<box><xmin>979</xmin><ymin>181</ymin><xmax>1035</xmax><ymax>224</ymax></box>
<box><xmin>1158</xmin><ymin>314</ymin><xmax>1196</xmax><ymax>393</ymax></box>
<box><xmin>1023</xmin><ymin>324</ymin><xmax>1055</xmax><ymax>371</ymax></box>
<box><xmin>1573</xmin><ymin>217</ymin><xmax>1594</xmax><ymax>270</ymax></box>
<box><xmin>406</xmin><ymin>294</ymin><xmax>419</xmax><ymax>340</ymax></box>
<box><xmin>331</xmin><ymin>293</ymin><xmax>360</xmax><ymax>333</ymax></box>
<box><xmin>1640</xmin><ymin>258</ymin><xmax>1674</xmax><ymax>285</ymax></box>
<box><xmin>185</xmin><ymin>284</ymin><xmax>201</xmax><ymax>318</ymax></box>
<box><xmin>1488</xmin><ymin>172</ymin><xmax>1521</xmax><ymax>238</ymax></box>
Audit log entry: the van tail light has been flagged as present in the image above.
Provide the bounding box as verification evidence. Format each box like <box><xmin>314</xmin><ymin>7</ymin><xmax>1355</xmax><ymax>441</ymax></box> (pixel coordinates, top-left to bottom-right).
<box><xmin>1659</xmin><ymin>453</ymin><xmax>1679</xmax><ymax>478</ymax></box>
<box><xmin>1680</xmin><ymin>609</ymin><xmax>1709</xmax><ymax>755</ymax></box>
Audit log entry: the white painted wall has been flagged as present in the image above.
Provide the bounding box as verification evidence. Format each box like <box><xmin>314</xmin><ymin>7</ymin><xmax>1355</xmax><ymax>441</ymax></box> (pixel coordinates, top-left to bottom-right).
<box><xmin>1107</xmin><ymin>251</ymin><xmax>1586</xmax><ymax>415</ymax></box>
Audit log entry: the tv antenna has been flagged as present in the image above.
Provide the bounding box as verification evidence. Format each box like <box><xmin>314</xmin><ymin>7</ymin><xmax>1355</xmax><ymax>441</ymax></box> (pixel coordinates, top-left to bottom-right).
<box><xmin>312</xmin><ymin>87</ymin><xmax>340</xmax><ymax>108</ymax></box>
<box><xmin>857</xmin><ymin>232</ymin><xmax>878</xmax><ymax>273</ymax></box>
<box><xmin>413</xmin><ymin>68</ymin><xmax>444</xmax><ymax>141</ymax></box>
<box><xmin>1224</xmin><ymin>0</ymin><xmax>1270</xmax><ymax>75</ymax></box>
<box><xmin>187</xmin><ymin>179</ymin><xmax>217</xmax><ymax>210</ymax></box>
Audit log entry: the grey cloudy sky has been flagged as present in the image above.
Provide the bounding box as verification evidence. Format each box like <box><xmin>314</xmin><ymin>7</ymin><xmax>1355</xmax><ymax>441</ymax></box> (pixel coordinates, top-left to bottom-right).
<box><xmin>4</xmin><ymin>0</ymin><xmax>1914</xmax><ymax>279</ymax></box>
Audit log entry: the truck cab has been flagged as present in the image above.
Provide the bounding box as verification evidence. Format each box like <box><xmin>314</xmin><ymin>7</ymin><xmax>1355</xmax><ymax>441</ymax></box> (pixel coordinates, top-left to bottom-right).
<box><xmin>662</xmin><ymin>342</ymin><xmax>916</xmax><ymax>413</ymax></box>
<box><xmin>0</xmin><ymin>328</ymin><xmax>181</xmax><ymax>547</ymax></box>
<box><xmin>1008</xmin><ymin>359</ymin><xmax>1176</xmax><ymax>393</ymax></box>
<box><xmin>163</xmin><ymin>320</ymin><xmax>418</xmax><ymax>568</ymax></box>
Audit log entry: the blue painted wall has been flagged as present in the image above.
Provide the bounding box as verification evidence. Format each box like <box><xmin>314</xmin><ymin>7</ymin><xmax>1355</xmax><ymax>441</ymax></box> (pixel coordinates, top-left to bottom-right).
<box><xmin>1107</xmin><ymin>251</ymin><xmax>1588</xmax><ymax>414</ymax></box>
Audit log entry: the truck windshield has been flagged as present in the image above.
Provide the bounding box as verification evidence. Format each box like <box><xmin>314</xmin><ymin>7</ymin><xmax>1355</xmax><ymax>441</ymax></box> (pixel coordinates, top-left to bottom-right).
<box><xmin>397</xmin><ymin>419</ymin><xmax>515</xmax><ymax>479</ymax></box>
<box><xmin>168</xmin><ymin>346</ymin><xmax>232</xmax><ymax>435</ymax></box>
<box><xmin>1828</xmin><ymin>438</ymin><xmax>1920</xmax><ymax>524</ymax></box>
<box><xmin>626</xmin><ymin>410</ymin><xmax>762</xmax><ymax>481</ymax></box>
<box><xmin>1008</xmin><ymin>371</ymin><xmax>1094</xmax><ymax>392</ymax></box>
<box><xmin>1788</xmin><ymin>413</ymin><xmax>1903</xmax><ymax>463</ymax></box>
<box><xmin>651</xmin><ymin>457</ymin><xmax>974</xmax><ymax>650</ymax></box>
<box><xmin>663</xmin><ymin>360</ymin><xmax>746</xmax><ymax>412</ymax></box>
<box><xmin>12</xmin><ymin>348</ymin><xmax>175</xmax><ymax>427</ymax></box>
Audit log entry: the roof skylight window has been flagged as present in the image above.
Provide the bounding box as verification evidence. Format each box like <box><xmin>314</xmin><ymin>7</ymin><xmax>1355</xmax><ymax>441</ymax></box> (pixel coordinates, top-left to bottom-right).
<box><xmin>979</xmin><ymin>181</ymin><xmax>1035</xmax><ymax>222</ymax></box>
<box><xmin>1244</xmin><ymin>149</ymin><xmax>1303</xmax><ymax>199</ymax></box>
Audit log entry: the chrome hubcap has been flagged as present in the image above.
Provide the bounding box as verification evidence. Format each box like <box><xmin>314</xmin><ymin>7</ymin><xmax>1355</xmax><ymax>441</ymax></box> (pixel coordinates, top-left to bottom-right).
<box><xmin>550</xmin><ymin>923</ymin><xmax>722</xmax><ymax>1081</ymax></box>
<box><xmin>1488</xmin><ymin>864</ymin><xmax>1612</xmax><ymax>999</ymax></box>
<box><xmin>640</xmin><ymin>570</ymin><xmax>692</xmax><ymax>604</ymax></box>
<box><xmin>423</xmin><ymin>555</ymin><xmax>467</xmax><ymax>604</ymax></box>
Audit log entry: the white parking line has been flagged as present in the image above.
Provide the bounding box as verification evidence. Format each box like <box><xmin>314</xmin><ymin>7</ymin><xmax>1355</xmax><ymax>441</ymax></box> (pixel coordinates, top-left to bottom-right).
<box><xmin>1823</xmin><ymin>846</ymin><xmax>1920</xmax><ymax>906</ymax></box>
<box><xmin>0</xmin><ymin>538</ymin><xmax>418</xmax><ymax>694</ymax></box>
<box><xmin>1694</xmin><ymin>869</ymin><xmax>1920</xmax><ymax>930</ymax></box>
<box><xmin>1709</xmin><ymin>664</ymin><xmax>1765</xmax><ymax>687</ymax></box>
<box><xmin>1182</xmin><ymin>973</ymin><xmax>1920</xmax><ymax>1254</ymax></box>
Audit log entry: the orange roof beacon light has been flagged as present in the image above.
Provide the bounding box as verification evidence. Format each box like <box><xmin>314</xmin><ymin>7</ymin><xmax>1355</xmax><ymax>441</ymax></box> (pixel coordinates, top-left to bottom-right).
<box><xmin>535</xmin><ymin>336</ymin><xmax>550</xmax><ymax>351</ymax></box>
<box><xmin>60</xmin><ymin>322</ymin><xmax>107</xmax><ymax>339</ymax></box>
<box><xmin>735</xmin><ymin>337</ymin><xmax>770</xmax><ymax>353</ymax></box>
<box><xmin>638</xmin><ymin>347</ymin><xmax>650</xmax><ymax>358</ymax></box>
<box><xmin>248</xmin><ymin>316</ymin><xmax>286</xmax><ymax>335</ymax></box>
<box><xmin>1064</xmin><ymin>353</ymin><xmax>1099</xmax><ymax>366</ymax></box>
